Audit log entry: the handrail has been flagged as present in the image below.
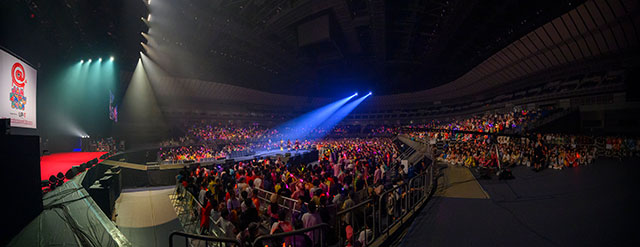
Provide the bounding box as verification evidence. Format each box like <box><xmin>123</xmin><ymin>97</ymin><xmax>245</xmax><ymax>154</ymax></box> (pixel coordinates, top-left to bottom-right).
<box><xmin>253</xmin><ymin>187</ymin><xmax>302</xmax><ymax>214</ymax></box>
<box><xmin>252</xmin><ymin>223</ymin><xmax>329</xmax><ymax>247</ymax></box>
<box><xmin>171</xmin><ymin>184</ymin><xmax>227</xmax><ymax>237</ymax></box>
<box><xmin>336</xmin><ymin>198</ymin><xmax>373</xmax><ymax>215</ymax></box>
<box><xmin>169</xmin><ymin>231</ymin><xmax>242</xmax><ymax>247</ymax></box>
<box><xmin>333</xmin><ymin>164</ymin><xmax>434</xmax><ymax>246</ymax></box>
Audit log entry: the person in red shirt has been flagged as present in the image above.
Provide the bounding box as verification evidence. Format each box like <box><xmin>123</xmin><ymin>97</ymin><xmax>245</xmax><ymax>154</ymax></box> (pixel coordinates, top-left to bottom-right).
<box><xmin>200</xmin><ymin>193</ymin><xmax>215</xmax><ymax>234</ymax></box>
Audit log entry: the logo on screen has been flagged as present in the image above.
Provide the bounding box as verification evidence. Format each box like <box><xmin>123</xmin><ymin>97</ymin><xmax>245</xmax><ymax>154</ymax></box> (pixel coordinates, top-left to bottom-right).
<box><xmin>9</xmin><ymin>62</ymin><xmax>27</xmax><ymax>111</ymax></box>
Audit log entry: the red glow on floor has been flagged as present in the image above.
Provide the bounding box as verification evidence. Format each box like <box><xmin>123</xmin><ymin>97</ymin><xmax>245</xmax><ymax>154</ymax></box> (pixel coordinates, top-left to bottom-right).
<box><xmin>40</xmin><ymin>152</ymin><xmax>106</xmax><ymax>181</ymax></box>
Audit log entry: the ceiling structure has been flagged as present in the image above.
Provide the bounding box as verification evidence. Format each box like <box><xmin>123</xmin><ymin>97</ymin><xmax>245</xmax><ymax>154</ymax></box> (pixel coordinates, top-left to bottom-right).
<box><xmin>144</xmin><ymin>0</ymin><xmax>587</xmax><ymax>96</ymax></box>
<box><xmin>371</xmin><ymin>0</ymin><xmax>639</xmax><ymax>107</ymax></box>
<box><xmin>0</xmin><ymin>0</ymin><xmax>147</xmax><ymax>72</ymax></box>
<box><xmin>3</xmin><ymin>0</ymin><xmax>631</xmax><ymax>98</ymax></box>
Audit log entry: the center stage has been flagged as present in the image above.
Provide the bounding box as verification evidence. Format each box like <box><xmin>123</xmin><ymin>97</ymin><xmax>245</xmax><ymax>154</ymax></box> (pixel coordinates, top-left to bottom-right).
<box><xmin>101</xmin><ymin>149</ymin><xmax>316</xmax><ymax>188</ymax></box>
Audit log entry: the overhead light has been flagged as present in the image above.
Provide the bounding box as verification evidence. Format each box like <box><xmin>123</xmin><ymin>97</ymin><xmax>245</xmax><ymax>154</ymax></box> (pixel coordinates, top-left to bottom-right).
<box><xmin>110</xmin><ymin>56</ymin><xmax>114</xmax><ymax>61</ymax></box>
<box><xmin>147</xmin><ymin>14</ymin><xmax>151</xmax><ymax>21</ymax></box>
<box><xmin>80</xmin><ymin>60</ymin><xmax>84</xmax><ymax>63</ymax></box>
<box><xmin>88</xmin><ymin>59</ymin><xmax>92</xmax><ymax>63</ymax></box>
<box><xmin>98</xmin><ymin>58</ymin><xmax>102</xmax><ymax>62</ymax></box>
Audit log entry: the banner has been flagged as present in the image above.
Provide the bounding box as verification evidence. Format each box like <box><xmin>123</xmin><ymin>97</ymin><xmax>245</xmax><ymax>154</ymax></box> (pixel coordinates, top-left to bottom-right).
<box><xmin>0</xmin><ymin>49</ymin><xmax>37</xmax><ymax>128</ymax></box>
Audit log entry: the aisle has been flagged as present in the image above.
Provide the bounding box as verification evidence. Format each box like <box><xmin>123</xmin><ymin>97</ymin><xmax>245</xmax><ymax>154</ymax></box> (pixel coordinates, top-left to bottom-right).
<box><xmin>399</xmin><ymin>158</ymin><xmax>640</xmax><ymax>247</ymax></box>
<box><xmin>114</xmin><ymin>186</ymin><xmax>184</xmax><ymax>247</ymax></box>
<box><xmin>435</xmin><ymin>165</ymin><xmax>489</xmax><ymax>199</ymax></box>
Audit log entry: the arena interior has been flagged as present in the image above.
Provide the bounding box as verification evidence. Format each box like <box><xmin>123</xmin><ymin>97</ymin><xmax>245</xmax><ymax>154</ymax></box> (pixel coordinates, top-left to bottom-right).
<box><xmin>1</xmin><ymin>0</ymin><xmax>640</xmax><ymax>246</ymax></box>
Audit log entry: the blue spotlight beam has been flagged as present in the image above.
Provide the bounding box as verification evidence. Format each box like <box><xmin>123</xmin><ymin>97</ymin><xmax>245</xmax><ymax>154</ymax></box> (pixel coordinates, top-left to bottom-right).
<box><xmin>271</xmin><ymin>94</ymin><xmax>357</xmax><ymax>141</ymax></box>
<box><xmin>314</xmin><ymin>93</ymin><xmax>372</xmax><ymax>139</ymax></box>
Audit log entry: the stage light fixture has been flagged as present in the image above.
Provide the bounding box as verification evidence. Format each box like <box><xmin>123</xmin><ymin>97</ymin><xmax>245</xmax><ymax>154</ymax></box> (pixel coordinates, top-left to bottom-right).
<box><xmin>88</xmin><ymin>59</ymin><xmax>92</xmax><ymax>63</ymax></box>
<box><xmin>110</xmin><ymin>56</ymin><xmax>114</xmax><ymax>61</ymax></box>
<box><xmin>147</xmin><ymin>14</ymin><xmax>151</xmax><ymax>21</ymax></box>
<box><xmin>355</xmin><ymin>92</ymin><xmax>358</xmax><ymax>96</ymax></box>
<box><xmin>98</xmin><ymin>58</ymin><xmax>102</xmax><ymax>62</ymax></box>
<box><xmin>80</xmin><ymin>59</ymin><xmax>84</xmax><ymax>63</ymax></box>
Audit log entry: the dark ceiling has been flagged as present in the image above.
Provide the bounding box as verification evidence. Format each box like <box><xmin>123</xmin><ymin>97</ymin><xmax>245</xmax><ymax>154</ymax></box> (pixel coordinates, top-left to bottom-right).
<box><xmin>0</xmin><ymin>0</ymin><xmax>147</xmax><ymax>73</ymax></box>
<box><xmin>1</xmin><ymin>0</ymin><xmax>585</xmax><ymax>97</ymax></box>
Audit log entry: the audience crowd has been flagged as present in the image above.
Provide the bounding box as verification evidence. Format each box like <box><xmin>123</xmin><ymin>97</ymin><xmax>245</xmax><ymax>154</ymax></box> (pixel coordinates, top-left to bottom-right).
<box><xmin>166</xmin><ymin>106</ymin><xmax>640</xmax><ymax>246</ymax></box>
<box><xmin>158</xmin><ymin>121</ymin><xmax>400</xmax><ymax>162</ymax></box>
<box><xmin>175</xmin><ymin>137</ymin><xmax>420</xmax><ymax>246</ymax></box>
<box><xmin>405</xmin><ymin>108</ymin><xmax>549</xmax><ymax>134</ymax></box>
<box><xmin>400</xmin><ymin>107</ymin><xmax>636</xmax><ymax>171</ymax></box>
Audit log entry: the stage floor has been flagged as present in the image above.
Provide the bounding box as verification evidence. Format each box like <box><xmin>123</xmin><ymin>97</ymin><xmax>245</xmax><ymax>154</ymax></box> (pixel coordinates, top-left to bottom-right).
<box><xmin>233</xmin><ymin>148</ymin><xmax>309</xmax><ymax>161</ymax></box>
<box><xmin>40</xmin><ymin>152</ymin><xmax>106</xmax><ymax>181</ymax></box>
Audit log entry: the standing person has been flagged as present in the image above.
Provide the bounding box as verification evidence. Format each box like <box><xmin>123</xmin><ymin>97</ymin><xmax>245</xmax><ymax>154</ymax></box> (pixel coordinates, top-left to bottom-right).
<box><xmin>200</xmin><ymin>194</ymin><xmax>215</xmax><ymax>234</ymax></box>
<box><xmin>270</xmin><ymin>210</ymin><xmax>294</xmax><ymax>246</ymax></box>
<box><xmin>373</xmin><ymin>165</ymin><xmax>382</xmax><ymax>185</ymax></box>
<box><xmin>302</xmin><ymin>203</ymin><xmax>323</xmax><ymax>246</ymax></box>
<box><xmin>533</xmin><ymin>134</ymin><xmax>546</xmax><ymax>172</ymax></box>
<box><xmin>218</xmin><ymin>209</ymin><xmax>236</xmax><ymax>239</ymax></box>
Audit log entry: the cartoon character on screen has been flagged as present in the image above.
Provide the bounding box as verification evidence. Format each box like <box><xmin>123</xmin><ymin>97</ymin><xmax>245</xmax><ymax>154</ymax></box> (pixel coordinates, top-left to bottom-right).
<box><xmin>9</xmin><ymin>63</ymin><xmax>27</xmax><ymax>111</ymax></box>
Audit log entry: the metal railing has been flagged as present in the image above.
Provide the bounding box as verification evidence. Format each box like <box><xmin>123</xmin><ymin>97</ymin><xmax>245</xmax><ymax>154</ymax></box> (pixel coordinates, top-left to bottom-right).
<box><xmin>335</xmin><ymin>165</ymin><xmax>434</xmax><ymax>246</ymax></box>
<box><xmin>170</xmin><ymin>169</ymin><xmax>434</xmax><ymax>247</ymax></box>
<box><xmin>253</xmin><ymin>188</ymin><xmax>302</xmax><ymax>215</ymax></box>
<box><xmin>169</xmin><ymin>231</ymin><xmax>241</xmax><ymax>247</ymax></box>
<box><xmin>168</xmin><ymin>138</ymin><xmax>435</xmax><ymax>247</ymax></box>
<box><xmin>252</xmin><ymin>223</ymin><xmax>329</xmax><ymax>247</ymax></box>
<box><xmin>160</xmin><ymin>157</ymin><xmax>223</xmax><ymax>165</ymax></box>
<box><xmin>170</xmin><ymin>184</ymin><xmax>228</xmax><ymax>238</ymax></box>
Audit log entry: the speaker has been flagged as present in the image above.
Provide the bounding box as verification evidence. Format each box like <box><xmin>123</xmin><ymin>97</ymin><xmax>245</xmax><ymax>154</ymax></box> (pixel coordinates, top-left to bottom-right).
<box><xmin>225</xmin><ymin>159</ymin><xmax>235</xmax><ymax>166</ymax></box>
<box><xmin>65</xmin><ymin>168</ymin><xmax>77</xmax><ymax>179</ymax></box>
<box><xmin>0</xmin><ymin>118</ymin><xmax>9</xmax><ymax>135</ymax></box>
<box><xmin>0</xmin><ymin>135</ymin><xmax>41</xmax><ymax>245</ymax></box>
<box><xmin>88</xmin><ymin>180</ymin><xmax>114</xmax><ymax>217</ymax></box>
<box><xmin>87</xmin><ymin>158</ymin><xmax>98</xmax><ymax>165</ymax></box>
<box><xmin>99</xmin><ymin>175</ymin><xmax>113</xmax><ymax>187</ymax></box>
<box><xmin>104</xmin><ymin>168</ymin><xmax>122</xmax><ymax>199</ymax></box>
